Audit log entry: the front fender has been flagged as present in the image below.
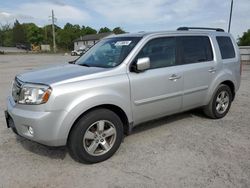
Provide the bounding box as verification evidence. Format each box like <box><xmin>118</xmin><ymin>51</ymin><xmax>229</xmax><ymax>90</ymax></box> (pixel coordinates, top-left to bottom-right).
<box><xmin>54</xmin><ymin>91</ymin><xmax>132</xmax><ymax>145</ymax></box>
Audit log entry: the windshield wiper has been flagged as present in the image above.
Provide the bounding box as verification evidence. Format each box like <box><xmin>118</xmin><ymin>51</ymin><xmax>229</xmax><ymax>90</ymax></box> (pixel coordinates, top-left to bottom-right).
<box><xmin>78</xmin><ymin>63</ymin><xmax>90</xmax><ymax>67</ymax></box>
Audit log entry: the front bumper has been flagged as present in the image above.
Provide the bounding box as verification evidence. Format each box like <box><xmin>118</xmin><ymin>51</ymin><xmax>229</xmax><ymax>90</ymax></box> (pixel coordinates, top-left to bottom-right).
<box><xmin>6</xmin><ymin>97</ymin><xmax>68</xmax><ymax>146</ymax></box>
<box><xmin>4</xmin><ymin>110</ymin><xmax>18</xmax><ymax>134</ymax></box>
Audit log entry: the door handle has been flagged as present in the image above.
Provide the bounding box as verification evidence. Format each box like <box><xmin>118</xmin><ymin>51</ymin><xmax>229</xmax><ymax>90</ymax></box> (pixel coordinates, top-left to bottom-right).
<box><xmin>208</xmin><ymin>67</ymin><xmax>216</xmax><ymax>73</ymax></box>
<box><xmin>169</xmin><ymin>74</ymin><xmax>181</xmax><ymax>81</ymax></box>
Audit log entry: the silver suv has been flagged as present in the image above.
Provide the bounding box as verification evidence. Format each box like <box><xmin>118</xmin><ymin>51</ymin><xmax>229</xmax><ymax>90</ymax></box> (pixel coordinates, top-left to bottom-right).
<box><xmin>5</xmin><ymin>27</ymin><xmax>241</xmax><ymax>163</ymax></box>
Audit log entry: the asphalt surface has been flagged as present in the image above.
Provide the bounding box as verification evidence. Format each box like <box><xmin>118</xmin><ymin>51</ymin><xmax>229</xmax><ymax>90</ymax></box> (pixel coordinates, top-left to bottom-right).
<box><xmin>0</xmin><ymin>54</ymin><xmax>249</xmax><ymax>188</ymax></box>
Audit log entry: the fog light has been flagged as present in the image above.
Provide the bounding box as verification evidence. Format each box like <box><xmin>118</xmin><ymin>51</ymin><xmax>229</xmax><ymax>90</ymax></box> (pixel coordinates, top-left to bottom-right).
<box><xmin>28</xmin><ymin>126</ymin><xmax>34</xmax><ymax>135</ymax></box>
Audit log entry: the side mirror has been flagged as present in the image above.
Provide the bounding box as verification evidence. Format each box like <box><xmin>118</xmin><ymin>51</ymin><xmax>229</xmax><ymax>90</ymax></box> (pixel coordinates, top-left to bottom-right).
<box><xmin>135</xmin><ymin>57</ymin><xmax>150</xmax><ymax>72</ymax></box>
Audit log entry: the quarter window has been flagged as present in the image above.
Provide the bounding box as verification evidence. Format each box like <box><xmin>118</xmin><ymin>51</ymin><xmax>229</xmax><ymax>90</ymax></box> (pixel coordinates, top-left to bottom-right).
<box><xmin>180</xmin><ymin>36</ymin><xmax>213</xmax><ymax>64</ymax></box>
<box><xmin>136</xmin><ymin>37</ymin><xmax>176</xmax><ymax>69</ymax></box>
<box><xmin>216</xmin><ymin>36</ymin><xmax>235</xmax><ymax>59</ymax></box>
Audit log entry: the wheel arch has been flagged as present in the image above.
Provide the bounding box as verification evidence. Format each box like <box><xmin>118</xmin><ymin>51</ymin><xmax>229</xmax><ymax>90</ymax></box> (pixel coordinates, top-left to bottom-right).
<box><xmin>220</xmin><ymin>80</ymin><xmax>235</xmax><ymax>100</ymax></box>
<box><xmin>67</xmin><ymin>104</ymin><xmax>131</xmax><ymax>144</ymax></box>
<box><xmin>207</xmin><ymin>79</ymin><xmax>236</xmax><ymax>104</ymax></box>
<box><xmin>205</xmin><ymin>69</ymin><xmax>237</xmax><ymax>105</ymax></box>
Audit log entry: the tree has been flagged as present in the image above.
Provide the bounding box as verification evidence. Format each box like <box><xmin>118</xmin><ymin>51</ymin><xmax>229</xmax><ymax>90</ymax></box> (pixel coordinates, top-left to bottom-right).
<box><xmin>42</xmin><ymin>24</ymin><xmax>61</xmax><ymax>46</ymax></box>
<box><xmin>113</xmin><ymin>27</ymin><xmax>126</xmax><ymax>34</ymax></box>
<box><xmin>238</xmin><ymin>29</ymin><xmax>250</xmax><ymax>46</ymax></box>
<box><xmin>13</xmin><ymin>20</ymin><xmax>26</xmax><ymax>44</ymax></box>
<box><xmin>23</xmin><ymin>23</ymin><xmax>44</xmax><ymax>45</ymax></box>
<box><xmin>83</xmin><ymin>26</ymin><xmax>97</xmax><ymax>35</ymax></box>
<box><xmin>4</xmin><ymin>30</ymin><xmax>14</xmax><ymax>46</ymax></box>
<box><xmin>0</xmin><ymin>21</ymin><xmax>128</xmax><ymax>50</ymax></box>
<box><xmin>98</xmin><ymin>27</ymin><xmax>111</xmax><ymax>33</ymax></box>
<box><xmin>0</xmin><ymin>23</ymin><xmax>14</xmax><ymax>46</ymax></box>
<box><xmin>0</xmin><ymin>25</ymin><xmax>4</xmax><ymax>46</ymax></box>
<box><xmin>57</xmin><ymin>23</ymin><xmax>81</xmax><ymax>50</ymax></box>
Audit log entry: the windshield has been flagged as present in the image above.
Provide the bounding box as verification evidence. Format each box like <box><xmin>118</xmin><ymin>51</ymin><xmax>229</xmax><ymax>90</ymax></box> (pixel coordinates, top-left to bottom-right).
<box><xmin>75</xmin><ymin>37</ymin><xmax>142</xmax><ymax>68</ymax></box>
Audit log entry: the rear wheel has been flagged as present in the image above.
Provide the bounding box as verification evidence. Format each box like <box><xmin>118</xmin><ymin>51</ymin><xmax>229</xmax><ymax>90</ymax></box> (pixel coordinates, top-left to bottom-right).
<box><xmin>204</xmin><ymin>84</ymin><xmax>232</xmax><ymax>119</ymax></box>
<box><xmin>67</xmin><ymin>109</ymin><xmax>123</xmax><ymax>163</ymax></box>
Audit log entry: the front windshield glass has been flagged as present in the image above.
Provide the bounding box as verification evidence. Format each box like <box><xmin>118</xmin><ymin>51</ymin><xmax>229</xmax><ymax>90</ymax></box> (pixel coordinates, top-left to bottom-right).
<box><xmin>75</xmin><ymin>37</ymin><xmax>142</xmax><ymax>68</ymax></box>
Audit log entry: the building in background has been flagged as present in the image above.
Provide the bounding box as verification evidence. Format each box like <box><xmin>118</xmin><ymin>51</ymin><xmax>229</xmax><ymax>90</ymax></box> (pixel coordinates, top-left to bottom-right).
<box><xmin>74</xmin><ymin>32</ymin><xmax>113</xmax><ymax>50</ymax></box>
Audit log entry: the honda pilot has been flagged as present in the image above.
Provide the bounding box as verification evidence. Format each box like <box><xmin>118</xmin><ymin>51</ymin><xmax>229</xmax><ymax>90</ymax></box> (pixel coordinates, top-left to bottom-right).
<box><xmin>5</xmin><ymin>27</ymin><xmax>241</xmax><ymax>163</ymax></box>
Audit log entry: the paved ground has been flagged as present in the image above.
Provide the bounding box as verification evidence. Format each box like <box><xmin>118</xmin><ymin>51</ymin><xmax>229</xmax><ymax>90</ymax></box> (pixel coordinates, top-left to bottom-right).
<box><xmin>0</xmin><ymin>54</ymin><xmax>249</xmax><ymax>188</ymax></box>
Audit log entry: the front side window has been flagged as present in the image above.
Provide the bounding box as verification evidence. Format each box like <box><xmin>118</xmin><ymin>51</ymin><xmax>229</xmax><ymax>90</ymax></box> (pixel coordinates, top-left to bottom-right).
<box><xmin>136</xmin><ymin>37</ymin><xmax>176</xmax><ymax>69</ymax></box>
<box><xmin>76</xmin><ymin>37</ymin><xmax>141</xmax><ymax>68</ymax></box>
<box><xmin>180</xmin><ymin>36</ymin><xmax>213</xmax><ymax>64</ymax></box>
<box><xmin>216</xmin><ymin>36</ymin><xmax>235</xmax><ymax>59</ymax></box>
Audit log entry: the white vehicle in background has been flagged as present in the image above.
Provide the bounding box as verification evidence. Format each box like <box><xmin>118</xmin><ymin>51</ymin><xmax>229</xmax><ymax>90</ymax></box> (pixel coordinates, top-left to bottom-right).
<box><xmin>71</xmin><ymin>49</ymin><xmax>86</xmax><ymax>56</ymax></box>
<box><xmin>71</xmin><ymin>46</ymin><xmax>92</xmax><ymax>56</ymax></box>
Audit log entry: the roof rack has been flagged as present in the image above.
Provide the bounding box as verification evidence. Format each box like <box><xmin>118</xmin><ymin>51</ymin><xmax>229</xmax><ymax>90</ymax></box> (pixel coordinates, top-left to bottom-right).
<box><xmin>177</xmin><ymin>27</ymin><xmax>224</xmax><ymax>32</ymax></box>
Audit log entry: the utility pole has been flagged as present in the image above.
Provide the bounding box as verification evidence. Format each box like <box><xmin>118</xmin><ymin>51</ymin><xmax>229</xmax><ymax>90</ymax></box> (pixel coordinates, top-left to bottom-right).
<box><xmin>44</xmin><ymin>25</ymin><xmax>47</xmax><ymax>43</ymax></box>
<box><xmin>228</xmin><ymin>0</ymin><xmax>233</xmax><ymax>33</ymax></box>
<box><xmin>51</xmin><ymin>10</ymin><xmax>56</xmax><ymax>53</ymax></box>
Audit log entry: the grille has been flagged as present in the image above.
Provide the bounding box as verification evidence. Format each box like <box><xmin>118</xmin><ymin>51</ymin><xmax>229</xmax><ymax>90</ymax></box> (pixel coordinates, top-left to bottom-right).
<box><xmin>12</xmin><ymin>77</ymin><xmax>23</xmax><ymax>102</ymax></box>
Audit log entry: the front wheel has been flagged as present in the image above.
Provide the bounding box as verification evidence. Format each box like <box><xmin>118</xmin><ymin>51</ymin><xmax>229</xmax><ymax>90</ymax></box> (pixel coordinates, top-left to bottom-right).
<box><xmin>67</xmin><ymin>109</ymin><xmax>124</xmax><ymax>163</ymax></box>
<box><xmin>204</xmin><ymin>84</ymin><xmax>232</xmax><ymax>119</ymax></box>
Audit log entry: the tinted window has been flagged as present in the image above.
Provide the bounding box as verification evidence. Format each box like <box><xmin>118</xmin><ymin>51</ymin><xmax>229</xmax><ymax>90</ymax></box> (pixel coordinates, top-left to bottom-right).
<box><xmin>216</xmin><ymin>36</ymin><xmax>235</xmax><ymax>59</ymax></box>
<box><xmin>180</xmin><ymin>36</ymin><xmax>213</xmax><ymax>64</ymax></box>
<box><xmin>136</xmin><ymin>37</ymin><xmax>176</xmax><ymax>69</ymax></box>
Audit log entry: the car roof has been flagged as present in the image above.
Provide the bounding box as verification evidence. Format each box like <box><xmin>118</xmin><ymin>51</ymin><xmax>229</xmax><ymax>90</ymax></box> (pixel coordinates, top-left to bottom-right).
<box><xmin>106</xmin><ymin>30</ymin><xmax>231</xmax><ymax>39</ymax></box>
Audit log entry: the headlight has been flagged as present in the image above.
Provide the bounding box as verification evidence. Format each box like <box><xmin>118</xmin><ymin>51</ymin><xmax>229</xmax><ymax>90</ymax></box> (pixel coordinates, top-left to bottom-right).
<box><xmin>18</xmin><ymin>84</ymin><xmax>52</xmax><ymax>105</ymax></box>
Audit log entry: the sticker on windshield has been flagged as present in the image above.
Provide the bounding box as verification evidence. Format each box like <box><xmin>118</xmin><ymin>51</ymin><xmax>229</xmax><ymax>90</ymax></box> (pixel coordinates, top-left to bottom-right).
<box><xmin>114</xmin><ymin>41</ymin><xmax>132</xmax><ymax>46</ymax></box>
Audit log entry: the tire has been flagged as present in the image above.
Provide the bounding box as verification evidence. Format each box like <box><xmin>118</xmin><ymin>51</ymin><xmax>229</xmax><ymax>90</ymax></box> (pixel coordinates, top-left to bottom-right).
<box><xmin>67</xmin><ymin>109</ymin><xmax>124</xmax><ymax>163</ymax></box>
<box><xmin>204</xmin><ymin>84</ymin><xmax>232</xmax><ymax>119</ymax></box>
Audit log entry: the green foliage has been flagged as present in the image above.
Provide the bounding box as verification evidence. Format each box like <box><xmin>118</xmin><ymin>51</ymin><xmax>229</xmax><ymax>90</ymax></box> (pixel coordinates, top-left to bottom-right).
<box><xmin>112</xmin><ymin>27</ymin><xmax>126</xmax><ymax>34</ymax></box>
<box><xmin>0</xmin><ymin>23</ymin><xmax>14</xmax><ymax>46</ymax></box>
<box><xmin>57</xmin><ymin>24</ymin><xmax>98</xmax><ymax>50</ymax></box>
<box><xmin>3</xmin><ymin>30</ymin><xmax>14</xmax><ymax>46</ymax></box>
<box><xmin>23</xmin><ymin>23</ymin><xmax>44</xmax><ymax>45</ymax></box>
<box><xmin>57</xmin><ymin>23</ymin><xmax>82</xmax><ymax>49</ymax></box>
<box><xmin>83</xmin><ymin>26</ymin><xmax>97</xmax><ymax>35</ymax></box>
<box><xmin>42</xmin><ymin>24</ymin><xmax>61</xmax><ymax>45</ymax></box>
<box><xmin>13</xmin><ymin>20</ymin><xmax>26</xmax><ymax>44</ymax></box>
<box><xmin>0</xmin><ymin>30</ymin><xmax>2</xmax><ymax>46</ymax></box>
<box><xmin>238</xmin><ymin>29</ymin><xmax>250</xmax><ymax>46</ymax></box>
<box><xmin>0</xmin><ymin>20</ymin><xmax>126</xmax><ymax>50</ymax></box>
<box><xmin>99</xmin><ymin>27</ymin><xmax>111</xmax><ymax>33</ymax></box>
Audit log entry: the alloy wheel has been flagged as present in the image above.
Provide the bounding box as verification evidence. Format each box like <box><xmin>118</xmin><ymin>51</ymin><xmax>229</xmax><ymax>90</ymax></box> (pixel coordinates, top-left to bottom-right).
<box><xmin>83</xmin><ymin>120</ymin><xmax>117</xmax><ymax>156</ymax></box>
<box><xmin>215</xmin><ymin>91</ymin><xmax>229</xmax><ymax>114</ymax></box>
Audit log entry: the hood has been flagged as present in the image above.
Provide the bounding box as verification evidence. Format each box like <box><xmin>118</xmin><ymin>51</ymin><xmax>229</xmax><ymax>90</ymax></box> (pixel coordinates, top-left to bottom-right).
<box><xmin>17</xmin><ymin>64</ymin><xmax>106</xmax><ymax>85</ymax></box>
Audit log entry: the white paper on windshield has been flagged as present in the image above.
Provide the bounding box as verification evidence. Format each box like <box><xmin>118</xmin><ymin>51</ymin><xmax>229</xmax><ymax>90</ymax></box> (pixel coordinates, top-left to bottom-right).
<box><xmin>115</xmin><ymin>41</ymin><xmax>132</xmax><ymax>46</ymax></box>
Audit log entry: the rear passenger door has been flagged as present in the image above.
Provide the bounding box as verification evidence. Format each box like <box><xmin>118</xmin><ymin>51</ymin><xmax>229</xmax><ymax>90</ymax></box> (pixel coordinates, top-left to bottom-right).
<box><xmin>178</xmin><ymin>36</ymin><xmax>215</xmax><ymax>110</ymax></box>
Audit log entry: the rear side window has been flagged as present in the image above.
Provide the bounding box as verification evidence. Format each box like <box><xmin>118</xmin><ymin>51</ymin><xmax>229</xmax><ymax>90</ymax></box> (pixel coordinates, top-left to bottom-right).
<box><xmin>180</xmin><ymin>36</ymin><xmax>213</xmax><ymax>64</ymax></box>
<box><xmin>216</xmin><ymin>36</ymin><xmax>235</xmax><ymax>59</ymax></box>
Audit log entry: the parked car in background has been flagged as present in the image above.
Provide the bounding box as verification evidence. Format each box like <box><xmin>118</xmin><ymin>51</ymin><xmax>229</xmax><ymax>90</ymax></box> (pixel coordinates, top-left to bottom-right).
<box><xmin>5</xmin><ymin>27</ymin><xmax>241</xmax><ymax>163</ymax></box>
<box><xmin>71</xmin><ymin>47</ymin><xmax>93</xmax><ymax>56</ymax></box>
<box><xmin>16</xmin><ymin>43</ymin><xmax>31</xmax><ymax>51</ymax></box>
<box><xmin>71</xmin><ymin>49</ymin><xmax>86</xmax><ymax>56</ymax></box>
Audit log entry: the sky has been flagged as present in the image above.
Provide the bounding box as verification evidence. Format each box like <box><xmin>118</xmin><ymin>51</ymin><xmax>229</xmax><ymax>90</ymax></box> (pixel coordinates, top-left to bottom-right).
<box><xmin>0</xmin><ymin>0</ymin><xmax>249</xmax><ymax>39</ymax></box>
